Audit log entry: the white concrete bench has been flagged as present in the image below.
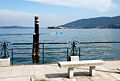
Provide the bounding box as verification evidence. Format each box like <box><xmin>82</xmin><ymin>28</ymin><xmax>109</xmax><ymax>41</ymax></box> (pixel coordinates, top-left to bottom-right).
<box><xmin>58</xmin><ymin>60</ymin><xmax>105</xmax><ymax>78</ymax></box>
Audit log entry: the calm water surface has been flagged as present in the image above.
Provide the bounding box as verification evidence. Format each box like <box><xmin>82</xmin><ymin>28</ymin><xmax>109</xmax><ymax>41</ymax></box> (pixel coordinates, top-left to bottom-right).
<box><xmin>0</xmin><ymin>29</ymin><xmax>120</xmax><ymax>42</ymax></box>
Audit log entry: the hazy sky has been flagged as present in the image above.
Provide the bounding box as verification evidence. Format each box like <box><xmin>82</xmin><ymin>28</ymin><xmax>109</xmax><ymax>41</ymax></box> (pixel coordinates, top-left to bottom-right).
<box><xmin>0</xmin><ymin>0</ymin><xmax>120</xmax><ymax>27</ymax></box>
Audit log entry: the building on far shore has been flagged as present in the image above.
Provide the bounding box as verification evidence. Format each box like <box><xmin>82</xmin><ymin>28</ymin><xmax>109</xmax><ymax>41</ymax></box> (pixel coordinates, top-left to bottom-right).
<box><xmin>48</xmin><ymin>26</ymin><xmax>66</xmax><ymax>29</ymax></box>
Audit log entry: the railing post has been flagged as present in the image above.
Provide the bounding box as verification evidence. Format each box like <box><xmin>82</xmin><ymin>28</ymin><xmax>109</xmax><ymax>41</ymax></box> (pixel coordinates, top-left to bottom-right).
<box><xmin>0</xmin><ymin>42</ymin><xmax>9</xmax><ymax>58</ymax></box>
<box><xmin>68</xmin><ymin>41</ymin><xmax>79</xmax><ymax>61</ymax></box>
<box><xmin>79</xmin><ymin>47</ymin><xmax>80</xmax><ymax>60</ymax></box>
<box><xmin>67</xmin><ymin>48</ymin><xmax>69</xmax><ymax>61</ymax></box>
<box><xmin>70</xmin><ymin>41</ymin><xmax>77</xmax><ymax>56</ymax></box>
<box><xmin>11</xmin><ymin>49</ymin><xmax>13</xmax><ymax>65</ymax></box>
<box><xmin>72</xmin><ymin>41</ymin><xmax>75</xmax><ymax>56</ymax></box>
<box><xmin>3</xmin><ymin>42</ymin><xmax>7</xmax><ymax>58</ymax></box>
<box><xmin>42</xmin><ymin>44</ymin><xmax>44</xmax><ymax>63</ymax></box>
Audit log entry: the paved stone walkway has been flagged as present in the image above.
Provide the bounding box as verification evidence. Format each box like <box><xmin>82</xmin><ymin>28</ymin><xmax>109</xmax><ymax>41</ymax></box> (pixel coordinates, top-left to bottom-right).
<box><xmin>0</xmin><ymin>60</ymin><xmax>120</xmax><ymax>81</ymax></box>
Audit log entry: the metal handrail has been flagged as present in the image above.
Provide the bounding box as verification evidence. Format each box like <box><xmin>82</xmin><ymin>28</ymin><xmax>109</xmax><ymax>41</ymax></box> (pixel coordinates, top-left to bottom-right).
<box><xmin>11</xmin><ymin>42</ymin><xmax>67</xmax><ymax>45</ymax></box>
<box><xmin>79</xmin><ymin>41</ymin><xmax>120</xmax><ymax>44</ymax></box>
<box><xmin>82</xmin><ymin>54</ymin><xmax>120</xmax><ymax>56</ymax></box>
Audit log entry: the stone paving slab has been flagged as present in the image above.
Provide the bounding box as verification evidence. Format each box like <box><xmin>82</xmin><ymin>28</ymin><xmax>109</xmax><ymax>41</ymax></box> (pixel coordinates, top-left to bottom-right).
<box><xmin>0</xmin><ymin>60</ymin><xmax>120</xmax><ymax>81</ymax></box>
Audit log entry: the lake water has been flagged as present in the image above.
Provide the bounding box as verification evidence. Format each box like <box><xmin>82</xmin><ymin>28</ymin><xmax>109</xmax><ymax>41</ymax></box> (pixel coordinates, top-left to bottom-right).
<box><xmin>0</xmin><ymin>29</ymin><xmax>120</xmax><ymax>43</ymax></box>
<box><xmin>0</xmin><ymin>29</ymin><xmax>120</xmax><ymax>64</ymax></box>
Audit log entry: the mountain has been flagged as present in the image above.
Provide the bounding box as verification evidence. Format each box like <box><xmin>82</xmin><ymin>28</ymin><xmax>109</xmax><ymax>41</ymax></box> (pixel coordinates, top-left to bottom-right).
<box><xmin>60</xmin><ymin>16</ymin><xmax>120</xmax><ymax>29</ymax></box>
<box><xmin>0</xmin><ymin>26</ymin><xmax>33</xmax><ymax>29</ymax></box>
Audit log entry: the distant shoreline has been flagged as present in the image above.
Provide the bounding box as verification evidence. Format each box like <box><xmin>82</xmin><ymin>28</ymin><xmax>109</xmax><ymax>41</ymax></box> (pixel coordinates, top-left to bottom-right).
<box><xmin>1</xmin><ymin>26</ymin><xmax>120</xmax><ymax>29</ymax></box>
<box><xmin>0</xmin><ymin>26</ymin><xmax>47</xmax><ymax>29</ymax></box>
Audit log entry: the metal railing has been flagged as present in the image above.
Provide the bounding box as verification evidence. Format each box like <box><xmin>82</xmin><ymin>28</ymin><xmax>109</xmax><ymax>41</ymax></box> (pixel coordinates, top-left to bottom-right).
<box><xmin>78</xmin><ymin>41</ymin><xmax>120</xmax><ymax>60</ymax></box>
<box><xmin>1</xmin><ymin>41</ymin><xmax>120</xmax><ymax>65</ymax></box>
<box><xmin>10</xmin><ymin>42</ymin><xmax>70</xmax><ymax>64</ymax></box>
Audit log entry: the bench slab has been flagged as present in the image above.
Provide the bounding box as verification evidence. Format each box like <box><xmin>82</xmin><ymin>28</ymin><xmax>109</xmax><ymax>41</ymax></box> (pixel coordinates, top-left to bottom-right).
<box><xmin>58</xmin><ymin>60</ymin><xmax>105</xmax><ymax>68</ymax></box>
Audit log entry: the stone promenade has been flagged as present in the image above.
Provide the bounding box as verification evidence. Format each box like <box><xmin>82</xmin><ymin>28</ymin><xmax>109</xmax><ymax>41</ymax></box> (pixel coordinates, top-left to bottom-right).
<box><xmin>0</xmin><ymin>60</ymin><xmax>120</xmax><ymax>81</ymax></box>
